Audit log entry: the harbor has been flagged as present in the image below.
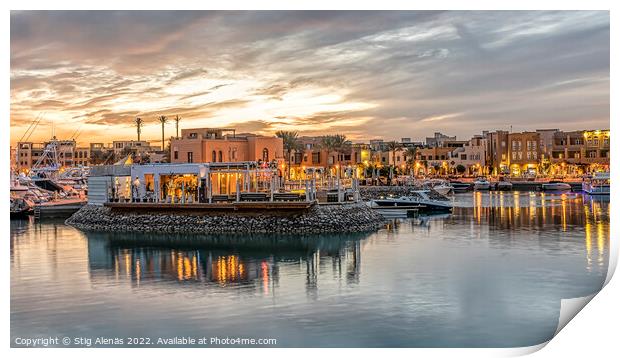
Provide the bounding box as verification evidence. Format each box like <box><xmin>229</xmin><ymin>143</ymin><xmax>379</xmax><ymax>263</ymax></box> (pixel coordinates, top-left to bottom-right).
<box><xmin>10</xmin><ymin>191</ymin><xmax>610</xmax><ymax>347</ymax></box>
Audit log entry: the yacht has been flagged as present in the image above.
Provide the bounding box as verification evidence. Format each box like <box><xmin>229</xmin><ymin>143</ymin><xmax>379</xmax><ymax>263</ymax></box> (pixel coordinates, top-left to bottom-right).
<box><xmin>369</xmin><ymin>191</ymin><xmax>453</xmax><ymax>214</ymax></box>
<box><xmin>582</xmin><ymin>172</ymin><xmax>610</xmax><ymax>195</ymax></box>
<box><xmin>541</xmin><ymin>181</ymin><xmax>572</xmax><ymax>191</ymax></box>
<box><xmin>450</xmin><ymin>181</ymin><xmax>472</xmax><ymax>192</ymax></box>
<box><xmin>473</xmin><ymin>178</ymin><xmax>491</xmax><ymax>190</ymax></box>
<box><xmin>495</xmin><ymin>181</ymin><xmax>513</xmax><ymax>191</ymax></box>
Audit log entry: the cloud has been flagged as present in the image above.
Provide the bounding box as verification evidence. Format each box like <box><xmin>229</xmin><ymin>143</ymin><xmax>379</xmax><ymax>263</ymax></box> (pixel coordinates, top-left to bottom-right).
<box><xmin>10</xmin><ymin>10</ymin><xmax>609</xmax><ymax>145</ymax></box>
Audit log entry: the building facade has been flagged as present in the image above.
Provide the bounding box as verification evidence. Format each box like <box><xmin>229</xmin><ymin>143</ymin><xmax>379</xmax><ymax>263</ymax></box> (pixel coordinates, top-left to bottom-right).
<box><xmin>170</xmin><ymin>128</ymin><xmax>284</xmax><ymax>166</ymax></box>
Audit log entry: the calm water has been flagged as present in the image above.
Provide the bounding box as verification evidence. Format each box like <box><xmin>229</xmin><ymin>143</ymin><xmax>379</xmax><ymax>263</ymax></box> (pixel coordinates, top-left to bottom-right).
<box><xmin>11</xmin><ymin>192</ymin><xmax>610</xmax><ymax>348</ymax></box>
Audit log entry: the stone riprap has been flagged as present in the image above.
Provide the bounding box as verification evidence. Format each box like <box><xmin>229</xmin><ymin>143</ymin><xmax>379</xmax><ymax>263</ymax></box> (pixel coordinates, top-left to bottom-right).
<box><xmin>65</xmin><ymin>202</ymin><xmax>386</xmax><ymax>234</ymax></box>
<box><xmin>359</xmin><ymin>186</ymin><xmax>449</xmax><ymax>201</ymax></box>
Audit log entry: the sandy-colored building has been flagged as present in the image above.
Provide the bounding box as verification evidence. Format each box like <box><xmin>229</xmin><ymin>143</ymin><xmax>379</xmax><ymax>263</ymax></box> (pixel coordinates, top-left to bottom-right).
<box><xmin>170</xmin><ymin>128</ymin><xmax>284</xmax><ymax>165</ymax></box>
<box><xmin>507</xmin><ymin>132</ymin><xmax>540</xmax><ymax>176</ymax></box>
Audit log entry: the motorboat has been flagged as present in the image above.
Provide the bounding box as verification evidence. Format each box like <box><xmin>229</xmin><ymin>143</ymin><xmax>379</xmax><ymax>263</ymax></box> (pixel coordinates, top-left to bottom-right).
<box><xmin>582</xmin><ymin>172</ymin><xmax>610</xmax><ymax>195</ymax></box>
<box><xmin>432</xmin><ymin>183</ymin><xmax>453</xmax><ymax>196</ymax></box>
<box><xmin>541</xmin><ymin>181</ymin><xmax>572</xmax><ymax>191</ymax></box>
<box><xmin>450</xmin><ymin>181</ymin><xmax>472</xmax><ymax>192</ymax></box>
<box><xmin>369</xmin><ymin>191</ymin><xmax>453</xmax><ymax>214</ymax></box>
<box><xmin>473</xmin><ymin>178</ymin><xmax>491</xmax><ymax>190</ymax></box>
<box><xmin>420</xmin><ymin>179</ymin><xmax>454</xmax><ymax>196</ymax></box>
<box><xmin>495</xmin><ymin>181</ymin><xmax>513</xmax><ymax>191</ymax></box>
<box><xmin>10</xmin><ymin>183</ymin><xmax>34</xmax><ymax>219</ymax></box>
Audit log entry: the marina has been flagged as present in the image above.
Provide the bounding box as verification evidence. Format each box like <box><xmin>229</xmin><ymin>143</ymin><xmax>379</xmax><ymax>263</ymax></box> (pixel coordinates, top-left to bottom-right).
<box><xmin>10</xmin><ymin>192</ymin><xmax>610</xmax><ymax>347</ymax></box>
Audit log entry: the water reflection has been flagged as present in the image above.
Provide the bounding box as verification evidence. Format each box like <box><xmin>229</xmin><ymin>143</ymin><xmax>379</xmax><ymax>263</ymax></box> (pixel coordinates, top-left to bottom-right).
<box><xmin>85</xmin><ymin>231</ymin><xmax>365</xmax><ymax>294</ymax></box>
<box><xmin>10</xmin><ymin>192</ymin><xmax>610</xmax><ymax>347</ymax></box>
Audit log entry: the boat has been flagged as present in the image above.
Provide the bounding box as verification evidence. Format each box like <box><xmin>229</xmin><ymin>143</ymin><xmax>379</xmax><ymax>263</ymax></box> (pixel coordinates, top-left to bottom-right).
<box><xmin>473</xmin><ymin>178</ymin><xmax>491</xmax><ymax>190</ymax></box>
<box><xmin>10</xmin><ymin>183</ymin><xmax>34</xmax><ymax>219</ymax></box>
<box><xmin>420</xmin><ymin>179</ymin><xmax>454</xmax><ymax>196</ymax></box>
<box><xmin>582</xmin><ymin>172</ymin><xmax>610</xmax><ymax>195</ymax></box>
<box><xmin>34</xmin><ymin>197</ymin><xmax>87</xmax><ymax>218</ymax></box>
<box><xmin>369</xmin><ymin>191</ymin><xmax>453</xmax><ymax>214</ymax></box>
<box><xmin>432</xmin><ymin>183</ymin><xmax>453</xmax><ymax>196</ymax></box>
<box><xmin>450</xmin><ymin>181</ymin><xmax>472</xmax><ymax>192</ymax></box>
<box><xmin>542</xmin><ymin>181</ymin><xmax>572</xmax><ymax>191</ymax></box>
<box><xmin>495</xmin><ymin>181</ymin><xmax>513</xmax><ymax>191</ymax></box>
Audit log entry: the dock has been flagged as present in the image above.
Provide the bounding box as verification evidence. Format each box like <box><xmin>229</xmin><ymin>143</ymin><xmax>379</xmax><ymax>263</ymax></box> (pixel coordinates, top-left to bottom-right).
<box><xmin>34</xmin><ymin>198</ymin><xmax>87</xmax><ymax>219</ymax></box>
<box><xmin>104</xmin><ymin>200</ymin><xmax>316</xmax><ymax>213</ymax></box>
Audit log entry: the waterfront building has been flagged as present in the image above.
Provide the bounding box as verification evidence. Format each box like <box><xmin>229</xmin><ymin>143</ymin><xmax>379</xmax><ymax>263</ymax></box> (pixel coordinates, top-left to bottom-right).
<box><xmin>484</xmin><ymin>130</ymin><xmax>510</xmax><ymax>175</ymax></box>
<box><xmin>507</xmin><ymin>131</ymin><xmax>540</xmax><ymax>176</ymax></box>
<box><xmin>425</xmin><ymin>132</ymin><xmax>466</xmax><ymax>148</ymax></box>
<box><xmin>449</xmin><ymin>135</ymin><xmax>487</xmax><ymax>175</ymax></box>
<box><xmin>170</xmin><ymin>128</ymin><xmax>284</xmax><ymax>165</ymax></box>
<box><xmin>416</xmin><ymin>147</ymin><xmax>454</xmax><ymax>175</ymax></box>
<box><xmin>88</xmin><ymin>162</ymin><xmax>282</xmax><ymax>205</ymax></box>
<box><xmin>16</xmin><ymin>137</ymin><xmax>77</xmax><ymax>171</ymax></box>
<box><xmin>74</xmin><ymin>146</ymin><xmax>91</xmax><ymax>166</ymax></box>
<box><xmin>112</xmin><ymin>140</ymin><xmax>160</xmax><ymax>155</ymax></box>
<box><xmin>549</xmin><ymin>129</ymin><xmax>610</xmax><ymax>174</ymax></box>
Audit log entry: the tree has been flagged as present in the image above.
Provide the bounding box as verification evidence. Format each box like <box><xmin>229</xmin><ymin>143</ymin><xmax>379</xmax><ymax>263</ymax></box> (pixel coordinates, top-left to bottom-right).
<box><xmin>386</xmin><ymin>141</ymin><xmax>402</xmax><ymax>167</ymax></box>
<box><xmin>456</xmin><ymin>164</ymin><xmax>466</xmax><ymax>174</ymax></box>
<box><xmin>320</xmin><ymin>134</ymin><xmax>349</xmax><ymax>178</ymax></box>
<box><xmin>275</xmin><ymin>130</ymin><xmax>301</xmax><ymax>180</ymax></box>
<box><xmin>157</xmin><ymin>115</ymin><xmax>168</xmax><ymax>151</ymax></box>
<box><xmin>173</xmin><ymin>115</ymin><xmax>181</xmax><ymax>139</ymax></box>
<box><xmin>135</xmin><ymin>117</ymin><xmax>143</xmax><ymax>141</ymax></box>
<box><xmin>404</xmin><ymin>147</ymin><xmax>417</xmax><ymax>175</ymax></box>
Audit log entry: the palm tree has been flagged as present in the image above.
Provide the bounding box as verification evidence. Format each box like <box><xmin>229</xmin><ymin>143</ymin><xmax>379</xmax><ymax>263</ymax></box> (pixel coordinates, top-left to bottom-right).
<box><xmin>157</xmin><ymin>115</ymin><xmax>168</xmax><ymax>151</ymax></box>
<box><xmin>386</xmin><ymin>141</ymin><xmax>402</xmax><ymax>167</ymax></box>
<box><xmin>275</xmin><ymin>130</ymin><xmax>300</xmax><ymax>180</ymax></box>
<box><xmin>135</xmin><ymin>117</ymin><xmax>143</xmax><ymax>141</ymax></box>
<box><xmin>320</xmin><ymin>134</ymin><xmax>349</xmax><ymax>178</ymax></box>
<box><xmin>173</xmin><ymin>115</ymin><xmax>181</xmax><ymax>139</ymax></box>
<box><xmin>404</xmin><ymin>147</ymin><xmax>417</xmax><ymax>175</ymax></box>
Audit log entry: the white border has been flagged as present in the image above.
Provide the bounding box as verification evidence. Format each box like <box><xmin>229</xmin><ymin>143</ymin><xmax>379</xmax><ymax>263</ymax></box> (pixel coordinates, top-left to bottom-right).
<box><xmin>3</xmin><ymin>1</ymin><xmax>616</xmax><ymax>357</ymax></box>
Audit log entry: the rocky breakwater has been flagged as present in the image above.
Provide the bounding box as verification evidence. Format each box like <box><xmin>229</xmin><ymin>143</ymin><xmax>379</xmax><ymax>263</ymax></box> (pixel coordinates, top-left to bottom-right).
<box><xmin>359</xmin><ymin>186</ymin><xmax>449</xmax><ymax>201</ymax></box>
<box><xmin>65</xmin><ymin>202</ymin><xmax>386</xmax><ymax>234</ymax></box>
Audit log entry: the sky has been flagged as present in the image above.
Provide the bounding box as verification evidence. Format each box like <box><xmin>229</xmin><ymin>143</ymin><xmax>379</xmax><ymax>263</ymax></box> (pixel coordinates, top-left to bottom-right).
<box><xmin>10</xmin><ymin>10</ymin><xmax>610</xmax><ymax>146</ymax></box>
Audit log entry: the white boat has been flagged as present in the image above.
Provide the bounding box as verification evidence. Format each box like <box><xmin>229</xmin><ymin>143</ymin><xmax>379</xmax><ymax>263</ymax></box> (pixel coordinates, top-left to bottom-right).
<box><xmin>420</xmin><ymin>179</ymin><xmax>453</xmax><ymax>196</ymax></box>
<box><xmin>541</xmin><ymin>181</ymin><xmax>572</xmax><ymax>191</ymax></box>
<box><xmin>369</xmin><ymin>191</ymin><xmax>453</xmax><ymax>213</ymax></box>
<box><xmin>432</xmin><ymin>183</ymin><xmax>453</xmax><ymax>196</ymax></box>
<box><xmin>582</xmin><ymin>172</ymin><xmax>610</xmax><ymax>195</ymax></box>
<box><xmin>473</xmin><ymin>178</ymin><xmax>491</xmax><ymax>190</ymax></box>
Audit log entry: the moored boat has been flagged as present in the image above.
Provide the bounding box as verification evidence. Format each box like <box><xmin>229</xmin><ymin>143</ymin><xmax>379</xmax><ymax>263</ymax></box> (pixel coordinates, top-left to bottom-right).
<box><xmin>369</xmin><ymin>191</ymin><xmax>453</xmax><ymax>213</ymax></box>
<box><xmin>450</xmin><ymin>181</ymin><xmax>472</xmax><ymax>192</ymax></box>
<box><xmin>582</xmin><ymin>172</ymin><xmax>610</xmax><ymax>195</ymax></box>
<box><xmin>541</xmin><ymin>181</ymin><xmax>572</xmax><ymax>191</ymax></box>
<box><xmin>495</xmin><ymin>181</ymin><xmax>513</xmax><ymax>191</ymax></box>
<box><xmin>473</xmin><ymin>178</ymin><xmax>491</xmax><ymax>190</ymax></box>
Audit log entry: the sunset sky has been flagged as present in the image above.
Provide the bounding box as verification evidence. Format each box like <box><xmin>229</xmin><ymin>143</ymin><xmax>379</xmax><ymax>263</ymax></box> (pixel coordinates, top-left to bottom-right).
<box><xmin>10</xmin><ymin>10</ymin><xmax>610</xmax><ymax>146</ymax></box>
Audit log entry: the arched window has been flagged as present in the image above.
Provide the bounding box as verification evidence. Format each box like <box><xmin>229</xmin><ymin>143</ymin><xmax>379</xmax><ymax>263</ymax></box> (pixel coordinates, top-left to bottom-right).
<box><xmin>262</xmin><ymin>148</ymin><xmax>269</xmax><ymax>162</ymax></box>
<box><xmin>212</xmin><ymin>150</ymin><xmax>216</xmax><ymax>162</ymax></box>
<box><xmin>218</xmin><ymin>150</ymin><xmax>223</xmax><ymax>162</ymax></box>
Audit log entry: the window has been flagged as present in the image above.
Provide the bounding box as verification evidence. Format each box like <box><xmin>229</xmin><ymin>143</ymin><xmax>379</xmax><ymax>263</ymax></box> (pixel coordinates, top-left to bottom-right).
<box><xmin>174</xmin><ymin>151</ymin><xmax>178</xmax><ymax>160</ymax></box>
<box><xmin>312</xmin><ymin>152</ymin><xmax>320</xmax><ymax>164</ymax></box>
<box><xmin>593</xmin><ymin>139</ymin><xmax>599</xmax><ymax>146</ymax></box>
<box><xmin>262</xmin><ymin>148</ymin><xmax>269</xmax><ymax>162</ymax></box>
<box><xmin>461</xmin><ymin>154</ymin><xmax>467</xmax><ymax>160</ymax></box>
<box><xmin>218</xmin><ymin>150</ymin><xmax>223</xmax><ymax>162</ymax></box>
<box><xmin>512</xmin><ymin>152</ymin><xmax>517</xmax><ymax>160</ymax></box>
<box><xmin>212</xmin><ymin>151</ymin><xmax>217</xmax><ymax>162</ymax></box>
<box><xmin>187</xmin><ymin>152</ymin><xmax>193</xmax><ymax>163</ymax></box>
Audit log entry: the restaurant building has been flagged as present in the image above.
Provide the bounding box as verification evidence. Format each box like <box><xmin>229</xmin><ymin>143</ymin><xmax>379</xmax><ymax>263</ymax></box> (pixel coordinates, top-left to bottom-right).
<box><xmin>170</xmin><ymin>128</ymin><xmax>284</xmax><ymax>165</ymax></box>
